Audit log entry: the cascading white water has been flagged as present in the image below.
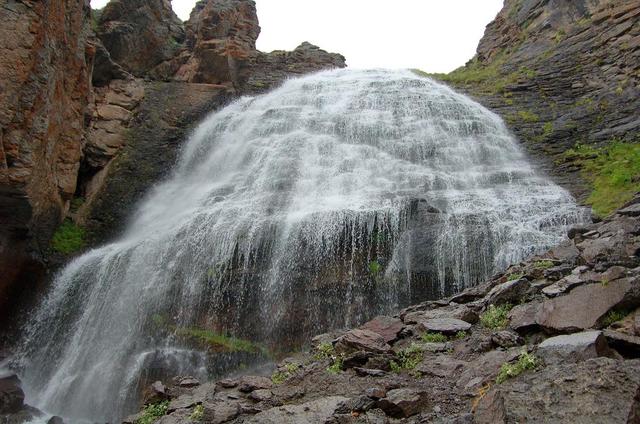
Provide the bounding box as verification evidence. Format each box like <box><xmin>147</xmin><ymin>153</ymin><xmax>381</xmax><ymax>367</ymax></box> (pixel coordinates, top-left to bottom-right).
<box><xmin>15</xmin><ymin>69</ymin><xmax>588</xmax><ymax>422</ymax></box>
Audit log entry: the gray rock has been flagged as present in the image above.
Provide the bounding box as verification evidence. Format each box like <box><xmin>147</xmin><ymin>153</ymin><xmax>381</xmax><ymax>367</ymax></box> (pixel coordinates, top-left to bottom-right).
<box><xmin>538</xmin><ymin>331</ymin><xmax>613</xmax><ymax>363</ymax></box>
<box><xmin>403</xmin><ymin>304</ymin><xmax>478</xmax><ymax>325</ymax></box>
<box><xmin>46</xmin><ymin>417</ymin><xmax>64</xmax><ymax>424</ymax></box>
<box><xmin>543</xmin><ymin>263</ymin><xmax>574</xmax><ymax>281</ymax></box>
<box><xmin>474</xmin><ymin>358</ymin><xmax>640</xmax><ymax>424</ymax></box>
<box><xmin>365</xmin><ymin>387</ymin><xmax>387</xmax><ymax>400</ymax></box>
<box><xmin>618</xmin><ymin>203</ymin><xmax>640</xmax><ymax>217</ymax></box>
<box><xmin>508</xmin><ymin>302</ymin><xmax>543</xmax><ymax>332</ymax></box>
<box><xmin>217</xmin><ymin>378</ymin><xmax>238</xmax><ymax>388</ymax></box>
<box><xmin>238</xmin><ymin>376</ymin><xmax>273</xmax><ymax>393</ymax></box>
<box><xmin>416</xmin><ymin>318</ymin><xmax>471</xmax><ymax>334</ymax></box>
<box><xmin>603</xmin><ymin>329</ymin><xmax>640</xmax><ymax>357</ymax></box>
<box><xmin>202</xmin><ymin>399</ymin><xmax>241</xmax><ymax>424</ymax></box>
<box><xmin>177</xmin><ymin>376</ymin><xmax>200</xmax><ymax>388</ymax></box>
<box><xmin>354</xmin><ymin>367</ymin><xmax>386</xmax><ymax>377</ymax></box>
<box><xmin>376</xmin><ymin>388</ymin><xmax>429</xmax><ymax>418</ymax></box>
<box><xmin>485</xmin><ymin>278</ymin><xmax>531</xmax><ymax>305</ymax></box>
<box><xmin>0</xmin><ymin>374</ymin><xmax>24</xmax><ymax>414</ymax></box>
<box><xmin>248</xmin><ymin>389</ymin><xmax>273</xmax><ymax>402</ymax></box>
<box><xmin>335</xmin><ymin>329</ymin><xmax>392</xmax><ymax>354</ymax></box>
<box><xmin>243</xmin><ymin>396</ymin><xmax>348</xmax><ymax>423</ymax></box>
<box><xmin>359</xmin><ymin>316</ymin><xmax>404</xmax><ymax>343</ymax></box>
<box><xmin>491</xmin><ymin>330</ymin><xmax>523</xmax><ymax>348</ymax></box>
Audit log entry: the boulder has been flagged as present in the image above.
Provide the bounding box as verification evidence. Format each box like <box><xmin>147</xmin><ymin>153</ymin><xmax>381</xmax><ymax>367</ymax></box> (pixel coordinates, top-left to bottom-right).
<box><xmin>47</xmin><ymin>417</ymin><xmax>64</xmax><ymax>424</ymax></box>
<box><xmin>238</xmin><ymin>376</ymin><xmax>273</xmax><ymax>393</ymax></box>
<box><xmin>491</xmin><ymin>330</ymin><xmax>523</xmax><ymax>348</ymax></box>
<box><xmin>537</xmin><ymin>331</ymin><xmax>613</xmax><ymax>363</ymax></box>
<box><xmin>202</xmin><ymin>399</ymin><xmax>241</xmax><ymax>424</ymax></box>
<box><xmin>416</xmin><ymin>318</ymin><xmax>471</xmax><ymax>335</ymax></box>
<box><xmin>508</xmin><ymin>302</ymin><xmax>543</xmax><ymax>332</ymax></box>
<box><xmin>0</xmin><ymin>374</ymin><xmax>24</xmax><ymax>414</ymax></box>
<box><xmin>603</xmin><ymin>330</ymin><xmax>640</xmax><ymax>357</ymax></box>
<box><xmin>249</xmin><ymin>389</ymin><xmax>273</xmax><ymax>402</ymax></box>
<box><xmin>403</xmin><ymin>304</ymin><xmax>478</xmax><ymax>325</ymax></box>
<box><xmin>485</xmin><ymin>278</ymin><xmax>531</xmax><ymax>305</ymax></box>
<box><xmin>335</xmin><ymin>329</ymin><xmax>392</xmax><ymax>354</ymax></box>
<box><xmin>538</xmin><ymin>280</ymin><xmax>631</xmax><ymax>332</ymax></box>
<box><xmin>217</xmin><ymin>378</ymin><xmax>238</xmax><ymax>388</ymax></box>
<box><xmin>243</xmin><ymin>396</ymin><xmax>349</xmax><ymax>423</ymax></box>
<box><xmin>376</xmin><ymin>388</ymin><xmax>429</xmax><ymax>418</ymax></box>
<box><xmin>176</xmin><ymin>376</ymin><xmax>200</xmax><ymax>388</ymax></box>
<box><xmin>474</xmin><ymin>358</ymin><xmax>640</xmax><ymax>424</ymax></box>
<box><xmin>360</xmin><ymin>316</ymin><xmax>404</xmax><ymax>343</ymax></box>
<box><xmin>365</xmin><ymin>387</ymin><xmax>387</xmax><ymax>400</ymax></box>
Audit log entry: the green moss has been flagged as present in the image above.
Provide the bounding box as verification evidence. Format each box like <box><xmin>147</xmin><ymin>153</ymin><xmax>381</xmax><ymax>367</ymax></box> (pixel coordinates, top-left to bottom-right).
<box><xmin>563</xmin><ymin>141</ymin><xmax>640</xmax><ymax>216</ymax></box>
<box><xmin>368</xmin><ymin>260</ymin><xmax>382</xmax><ymax>276</ymax></box>
<box><xmin>51</xmin><ymin>219</ymin><xmax>86</xmax><ymax>254</ymax></box>
<box><xmin>496</xmin><ymin>352</ymin><xmax>538</xmax><ymax>384</ymax></box>
<box><xmin>271</xmin><ymin>362</ymin><xmax>300</xmax><ymax>384</ymax></box>
<box><xmin>480</xmin><ymin>304</ymin><xmax>512</xmax><ymax>329</ymax></box>
<box><xmin>534</xmin><ymin>260</ymin><xmax>555</xmax><ymax>270</ymax></box>
<box><xmin>390</xmin><ymin>343</ymin><xmax>423</xmax><ymax>374</ymax></box>
<box><xmin>314</xmin><ymin>342</ymin><xmax>335</xmax><ymax>360</ymax></box>
<box><xmin>507</xmin><ymin>272</ymin><xmax>524</xmax><ymax>281</ymax></box>
<box><xmin>516</xmin><ymin>110</ymin><xmax>540</xmax><ymax>123</ymax></box>
<box><xmin>175</xmin><ymin>327</ymin><xmax>259</xmax><ymax>353</ymax></box>
<box><xmin>189</xmin><ymin>404</ymin><xmax>204</xmax><ymax>421</ymax></box>
<box><xmin>421</xmin><ymin>332</ymin><xmax>448</xmax><ymax>343</ymax></box>
<box><xmin>136</xmin><ymin>401</ymin><xmax>169</xmax><ymax>424</ymax></box>
<box><xmin>327</xmin><ymin>354</ymin><xmax>344</xmax><ymax>374</ymax></box>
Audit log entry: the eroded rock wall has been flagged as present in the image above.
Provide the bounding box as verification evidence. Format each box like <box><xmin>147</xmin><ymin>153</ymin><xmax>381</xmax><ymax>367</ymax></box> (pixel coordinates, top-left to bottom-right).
<box><xmin>0</xmin><ymin>0</ymin><xmax>94</xmax><ymax>317</ymax></box>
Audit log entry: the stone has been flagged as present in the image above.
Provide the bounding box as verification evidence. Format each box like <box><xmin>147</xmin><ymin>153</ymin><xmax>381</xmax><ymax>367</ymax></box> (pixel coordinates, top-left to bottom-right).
<box><xmin>417</xmin><ymin>356</ymin><xmax>466</xmax><ymax>378</ymax></box>
<box><xmin>365</xmin><ymin>387</ymin><xmax>387</xmax><ymax>400</ymax></box>
<box><xmin>177</xmin><ymin>376</ymin><xmax>200</xmax><ymax>388</ymax></box>
<box><xmin>336</xmin><ymin>395</ymin><xmax>375</xmax><ymax>413</ymax></box>
<box><xmin>97</xmin><ymin>0</ymin><xmax>185</xmax><ymax>76</ymax></box>
<box><xmin>543</xmin><ymin>263</ymin><xmax>574</xmax><ymax>281</ymax></box>
<box><xmin>537</xmin><ymin>331</ymin><xmax>613</xmax><ymax>363</ymax></box>
<box><xmin>416</xmin><ymin>318</ymin><xmax>471</xmax><ymax>335</ymax></box>
<box><xmin>354</xmin><ymin>367</ymin><xmax>386</xmax><ymax>377</ymax></box>
<box><xmin>376</xmin><ymin>388</ymin><xmax>429</xmax><ymax>418</ymax></box>
<box><xmin>242</xmin><ymin>396</ymin><xmax>349</xmax><ymax>423</ymax></box>
<box><xmin>474</xmin><ymin>358</ymin><xmax>640</xmax><ymax>424</ymax></box>
<box><xmin>335</xmin><ymin>329</ymin><xmax>392</xmax><ymax>354</ymax></box>
<box><xmin>403</xmin><ymin>304</ymin><xmax>478</xmax><ymax>325</ymax></box>
<box><xmin>238</xmin><ymin>376</ymin><xmax>273</xmax><ymax>393</ymax></box>
<box><xmin>456</xmin><ymin>349</ymin><xmax>520</xmax><ymax>393</ymax></box>
<box><xmin>249</xmin><ymin>389</ymin><xmax>273</xmax><ymax>402</ymax></box>
<box><xmin>603</xmin><ymin>329</ymin><xmax>640</xmax><ymax>357</ymax></box>
<box><xmin>0</xmin><ymin>374</ymin><xmax>24</xmax><ymax>414</ymax></box>
<box><xmin>539</xmin><ymin>280</ymin><xmax>631</xmax><ymax>332</ymax></box>
<box><xmin>618</xmin><ymin>203</ymin><xmax>640</xmax><ymax>217</ymax></box>
<box><xmin>217</xmin><ymin>378</ymin><xmax>238</xmax><ymax>388</ymax></box>
<box><xmin>491</xmin><ymin>330</ymin><xmax>523</xmax><ymax>348</ymax></box>
<box><xmin>485</xmin><ymin>278</ymin><xmax>531</xmax><ymax>306</ymax></box>
<box><xmin>360</xmin><ymin>316</ymin><xmax>404</xmax><ymax>343</ymax></box>
<box><xmin>202</xmin><ymin>399</ymin><xmax>241</xmax><ymax>423</ymax></box>
<box><xmin>508</xmin><ymin>301</ymin><xmax>543</xmax><ymax>332</ymax></box>
<box><xmin>47</xmin><ymin>417</ymin><xmax>64</xmax><ymax>424</ymax></box>
<box><xmin>143</xmin><ymin>380</ymin><xmax>169</xmax><ymax>404</ymax></box>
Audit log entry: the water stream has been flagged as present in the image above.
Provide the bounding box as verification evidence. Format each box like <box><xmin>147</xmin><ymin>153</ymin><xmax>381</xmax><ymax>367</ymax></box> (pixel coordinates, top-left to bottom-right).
<box><xmin>14</xmin><ymin>69</ymin><xmax>588</xmax><ymax>422</ymax></box>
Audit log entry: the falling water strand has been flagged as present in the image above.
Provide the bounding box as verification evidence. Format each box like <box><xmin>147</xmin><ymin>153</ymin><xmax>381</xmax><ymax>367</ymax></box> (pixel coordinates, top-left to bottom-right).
<box><xmin>16</xmin><ymin>69</ymin><xmax>588</xmax><ymax>422</ymax></box>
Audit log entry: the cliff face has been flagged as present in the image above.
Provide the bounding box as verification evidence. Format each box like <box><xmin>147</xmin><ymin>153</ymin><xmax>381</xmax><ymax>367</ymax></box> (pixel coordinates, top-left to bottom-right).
<box><xmin>0</xmin><ymin>0</ymin><xmax>345</xmax><ymax>323</ymax></box>
<box><xmin>429</xmin><ymin>0</ymin><xmax>639</xmax><ymax>202</ymax></box>
<box><xmin>0</xmin><ymin>0</ymin><xmax>94</xmax><ymax>317</ymax></box>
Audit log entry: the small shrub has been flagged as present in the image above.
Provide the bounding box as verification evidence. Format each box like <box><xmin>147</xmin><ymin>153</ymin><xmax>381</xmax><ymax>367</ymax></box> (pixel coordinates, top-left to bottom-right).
<box><xmin>271</xmin><ymin>362</ymin><xmax>300</xmax><ymax>384</ymax></box>
<box><xmin>480</xmin><ymin>304</ymin><xmax>512</xmax><ymax>329</ymax></box>
<box><xmin>51</xmin><ymin>219</ymin><xmax>86</xmax><ymax>254</ymax></box>
<box><xmin>602</xmin><ymin>309</ymin><xmax>629</xmax><ymax>327</ymax></box>
<box><xmin>189</xmin><ymin>404</ymin><xmax>204</xmax><ymax>421</ymax></box>
<box><xmin>137</xmin><ymin>400</ymin><xmax>169</xmax><ymax>424</ymax></box>
<box><xmin>327</xmin><ymin>354</ymin><xmax>344</xmax><ymax>374</ymax></box>
<box><xmin>507</xmin><ymin>272</ymin><xmax>524</xmax><ymax>281</ymax></box>
<box><xmin>390</xmin><ymin>343</ymin><xmax>423</xmax><ymax>374</ymax></box>
<box><xmin>369</xmin><ymin>260</ymin><xmax>382</xmax><ymax>276</ymax></box>
<box><xmin>314</xmin><ymin>342</ymin><xmax>335</xmax><ymax>360</ymax></box>
<box><xmin>455</xmin><ymin>330</ymin><xmax>468</xmax><ymax>339</ymax></box>
<box><xmin>496</xmin><ymin>352</ymin><xmax>538</xmax><ymax>384</ymax></box>
<box><xmin>421</xmin><ymin>332</ymin><xmax>448</xmax><ymax>343</ymax></box>
<box><xmin>534</xmin><ymin>260</ymin><xmax>554</xmax><ymax>270</ymax></box>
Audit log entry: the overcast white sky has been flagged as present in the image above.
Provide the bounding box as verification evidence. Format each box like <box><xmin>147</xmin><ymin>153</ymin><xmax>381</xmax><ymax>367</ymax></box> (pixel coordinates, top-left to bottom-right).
<box><xmin>91</xmin><ymin>0</ymin><xmax>503</xmax><ymax>73</ymax></box>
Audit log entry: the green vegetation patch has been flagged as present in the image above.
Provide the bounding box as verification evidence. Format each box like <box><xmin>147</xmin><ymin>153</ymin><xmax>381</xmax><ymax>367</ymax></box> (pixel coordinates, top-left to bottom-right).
<box><xmin>51</xmin><ymin>219</ymin><xmax>86</xmax><ymax>254</ymax></box>
<box><xmin>368</xmin><ymin>260</ymin><xmax>382</xmax><ymax>276</ymax></box>
<box><xmin>390</xmin><ymin>343</ymin><xmax>423</xmax><ymax>375</ymax></box>
<box><xmin>175</xmin><ymin>327</ymin><xmax>259</xmax><ymax>353</ymax></box>
<box><xmin>189</xmin><ymin>404</ymin><xmax>204</xmax><ymax>421</ymax></box>
<box><xmin>562</xmin><ymin>141</ymin><xmax>640</xmax><ymax>216</ymax></box>
<box><xmin>480</xmin><ymin>304</ymin><xmax>513</xmax><ymax>329</ymax></box>
<box><xmin>136</xmin><ymin>401</ymin><xmax>169</xmax><ymax>424</ymax></box>
<box><xmin>421</xmin><ymin>332</ymin><xmax>448</xmax><ymax>343</ymax></box>
<box><xmin>601</xmin><ymin>309</ymin><xmax>631</xmax><ymax>327</ymax></box>
<box><xmin>534</xmin><ymin>260</ymin><xmax>555</xmax><ymax>270</ymax></box>
<box><xmin>496</xmin><ymin>351</ymin><xmax>538</xmax><ymax>384</ymax></box>
<box><xmin>271</xmin><ymin>362</ymin><xmax>300</xmax><ymax>384</ymax></box>
<box><xmin>507</xmin><ymin>272</ymin><xmax>524</xmax><ymax>281</ymax></box>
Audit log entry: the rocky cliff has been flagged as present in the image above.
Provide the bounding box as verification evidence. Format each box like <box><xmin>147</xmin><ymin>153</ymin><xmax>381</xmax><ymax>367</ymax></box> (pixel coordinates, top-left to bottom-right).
<box><xmin>424</xmin><ymin>0</ymin><xmax>639</xmax><ymax>210</ymax></box>
<box><xmin>0</xmin><ymin>0</ymin><xmax>345</xmax><ymax>324</ymax></box>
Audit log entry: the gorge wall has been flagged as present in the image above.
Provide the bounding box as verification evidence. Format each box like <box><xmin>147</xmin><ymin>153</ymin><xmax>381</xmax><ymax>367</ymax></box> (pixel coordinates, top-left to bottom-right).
<box><xmin>0</xmin><ymin>0</ymin><xmax>345</xmax><ymax>324</ymax></box>
<box><xmin>426</xmin><ymin>0</ymin><xmax>640</xmax><ymax>204</ymax></box>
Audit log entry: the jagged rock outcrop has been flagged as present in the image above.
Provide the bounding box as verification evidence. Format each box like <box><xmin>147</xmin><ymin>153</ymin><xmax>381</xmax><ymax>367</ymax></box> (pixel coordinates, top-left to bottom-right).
<box><xmin>96</xmin><ymin>0</ymin><xmax>185</xmax><ymax>77</ymax></box>
<box><xmin>129</xmin><ymin>194</ymin><xmax>640</xmax><ymax>423</ymax></box>
<box><xmin>430</xmin><ymin>0</ymin><xmax>640</xmax><ymax>200</ymax></box>
<box><xmin>0</xmin><ymin>0</ymin><xmax>94</xmax><ymax>319</ymax></box>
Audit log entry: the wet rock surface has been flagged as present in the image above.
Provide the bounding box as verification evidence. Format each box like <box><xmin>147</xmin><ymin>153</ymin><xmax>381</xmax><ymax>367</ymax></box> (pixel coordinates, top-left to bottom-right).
<box><xmin>127</xmin><ymin>195</ymin><xmax>640</xmax><ymax>423</ymax></box>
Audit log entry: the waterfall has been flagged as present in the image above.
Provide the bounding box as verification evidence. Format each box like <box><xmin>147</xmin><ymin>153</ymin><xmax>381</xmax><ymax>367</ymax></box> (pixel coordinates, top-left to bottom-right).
<box><xmin>15</xmin><ymin>69</ymin><xmax>588</xmax><ymax>422</ymax></box>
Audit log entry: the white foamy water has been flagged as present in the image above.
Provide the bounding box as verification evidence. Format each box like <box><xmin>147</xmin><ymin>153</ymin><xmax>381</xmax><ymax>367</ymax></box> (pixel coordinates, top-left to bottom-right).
<box><xmin>14</xmin><ymin>69</ymin><xmax>588</xmax><ymax>422</ymax></box>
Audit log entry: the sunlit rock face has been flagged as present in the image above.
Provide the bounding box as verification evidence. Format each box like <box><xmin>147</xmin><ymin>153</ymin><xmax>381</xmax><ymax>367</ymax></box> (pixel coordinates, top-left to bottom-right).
<box><xmin>17</xmin><ymin>69</ymin><xmax>587</xmax><ymax>422</ymax></box>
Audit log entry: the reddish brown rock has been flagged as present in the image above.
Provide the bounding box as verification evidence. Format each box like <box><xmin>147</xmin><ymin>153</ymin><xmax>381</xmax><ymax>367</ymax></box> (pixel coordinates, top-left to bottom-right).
<box><xmin>359</xmin><ymin>316</ymin><xmax>404</xmax><ymax>343</ymax></box>
<box><xmin>0</xmin><ymin>0</ymin><xmax>94</xmax><ymax>316</ymax></box>
<box><xmin>334</xmin><ymin>329</ymin><xmax>392</xmax><ymax>354</ymax></box>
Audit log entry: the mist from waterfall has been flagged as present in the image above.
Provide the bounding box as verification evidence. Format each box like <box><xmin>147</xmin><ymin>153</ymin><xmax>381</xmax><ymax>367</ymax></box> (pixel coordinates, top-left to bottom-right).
<box><xmin>15</xmin><ymin>69</ymin><xmax>588</xmax><ymax>422</ymax></box>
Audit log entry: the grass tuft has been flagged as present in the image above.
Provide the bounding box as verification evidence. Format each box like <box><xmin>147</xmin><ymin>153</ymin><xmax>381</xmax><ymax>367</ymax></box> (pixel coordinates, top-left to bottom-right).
<box><xmin>496</xmin><ymin>351</ymin><xmax>538</xmax><ymax>384</ymax></box>
<box><xmin>51</xmin><ymin>219</ymin><xmax>86</xmax><ymax>254</ymax></box>
<box><xmin>480</xmin><ymin>304</ymin><xmax>512</xmax><ymax>329</ymax></box>
<box><xmin>136</xmin><ymin>401</ymin><xmax>169</xmax><ymax>424</ymax></box>
<box><xmin>421</xmin><ymin>332</ymin><xmax>448</xmax><ymax>343</ymax></box>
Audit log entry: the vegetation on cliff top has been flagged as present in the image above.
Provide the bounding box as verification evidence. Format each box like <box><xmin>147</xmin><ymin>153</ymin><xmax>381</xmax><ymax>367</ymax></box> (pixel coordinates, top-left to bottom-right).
<box><xmin>562</xmin><ymin>141</ymin><xmax>640</xmax><ymax>216</ymax></box>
